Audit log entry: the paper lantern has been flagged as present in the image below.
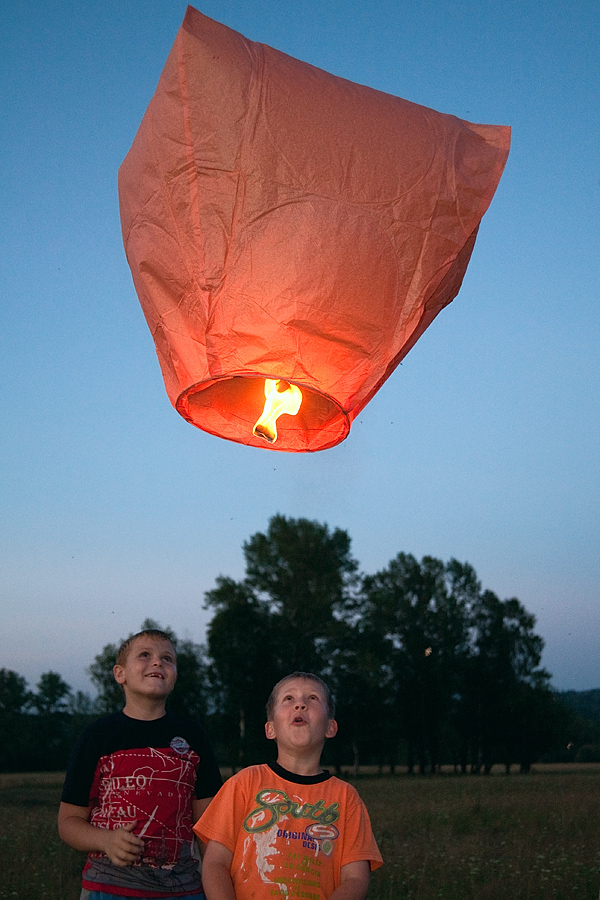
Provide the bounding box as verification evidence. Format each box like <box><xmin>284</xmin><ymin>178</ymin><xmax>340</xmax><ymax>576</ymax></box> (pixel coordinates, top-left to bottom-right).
<box><xmin>119</xmin><ymin>6</ymin><xmax>510</xmax><ymax>452</ymax></box>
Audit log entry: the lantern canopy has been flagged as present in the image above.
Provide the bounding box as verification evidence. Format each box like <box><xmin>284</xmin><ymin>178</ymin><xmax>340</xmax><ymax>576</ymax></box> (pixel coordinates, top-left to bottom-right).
<box><xmin>119</xmin><ymin>6</ymin><xmax>510</xmax><ymax>452</ymax></box>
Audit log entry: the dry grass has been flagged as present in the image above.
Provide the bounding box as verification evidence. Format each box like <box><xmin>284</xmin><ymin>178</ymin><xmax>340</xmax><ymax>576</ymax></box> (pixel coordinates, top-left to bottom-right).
<box><xmin>0</xmin><ymin>772</ymin><xmax>84</xmax><ymax>899</ymax></box>
<box><xmin>351</xmin><ymin>765</ymin><xmax>600</xmax><ymax>900</ymax></box>
<box><xmin>1</xmin><ymin>767</ymin><xmax>598</xmax><ymax>899</ymax></box>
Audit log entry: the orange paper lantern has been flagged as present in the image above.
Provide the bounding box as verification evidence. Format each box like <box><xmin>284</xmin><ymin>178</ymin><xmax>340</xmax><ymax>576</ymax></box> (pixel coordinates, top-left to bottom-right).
<box><xmin>119</xmin><ymin>6</ymin><xmax>510</xmax><ymax>452</ymax></box>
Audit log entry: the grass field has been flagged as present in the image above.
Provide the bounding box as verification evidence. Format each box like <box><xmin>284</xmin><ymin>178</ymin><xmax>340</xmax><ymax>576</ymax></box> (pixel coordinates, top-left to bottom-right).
<box><xmin>1</xmin><ymin>766</ymin><xmax>598</xmax><ymax>899</ymax></box>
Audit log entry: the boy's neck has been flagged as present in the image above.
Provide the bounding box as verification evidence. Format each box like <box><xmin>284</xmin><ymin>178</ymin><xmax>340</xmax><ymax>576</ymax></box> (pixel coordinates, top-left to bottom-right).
<box><xmin>275</xmin><ymin>748</ymin><xmax>325</xmax><ymax>777</ymax></box>
<box><xmin>122</xmin><ymin>696</ymin><xmax>168</xmax><ymax>721</ymax></box>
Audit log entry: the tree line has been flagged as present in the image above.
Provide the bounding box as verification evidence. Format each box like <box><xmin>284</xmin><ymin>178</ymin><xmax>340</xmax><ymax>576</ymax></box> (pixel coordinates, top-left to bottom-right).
<box><xmin>2</xmin><ymin>515</ymin><xmax>598</xmax><ymax>774</ymax></box>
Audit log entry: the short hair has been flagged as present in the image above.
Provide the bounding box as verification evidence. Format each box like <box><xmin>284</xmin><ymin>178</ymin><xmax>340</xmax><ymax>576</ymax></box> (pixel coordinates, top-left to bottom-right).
<box><xmin>266</xmin><ymin>672</ymin><xmax>335</xmax><ymax>720</ymax></box>
<box><xmin>115</xmin><ymin>629</ymin><xmax>176</xmax><ymax>667</ymax></box>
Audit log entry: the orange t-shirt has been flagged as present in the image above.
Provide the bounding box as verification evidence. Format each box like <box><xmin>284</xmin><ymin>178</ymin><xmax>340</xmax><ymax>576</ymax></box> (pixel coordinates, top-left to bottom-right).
<box><xmin>194</xmin><ymin>763</ymin><xmax>382</xmax><ymax>899</ymax></box>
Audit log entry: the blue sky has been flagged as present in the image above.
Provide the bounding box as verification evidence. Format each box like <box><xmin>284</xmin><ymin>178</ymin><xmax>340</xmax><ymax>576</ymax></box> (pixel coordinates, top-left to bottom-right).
<box><xmin>1</xmin><ymin>0</ymin><xmax>599</xmax><ymax>696</ymax></box>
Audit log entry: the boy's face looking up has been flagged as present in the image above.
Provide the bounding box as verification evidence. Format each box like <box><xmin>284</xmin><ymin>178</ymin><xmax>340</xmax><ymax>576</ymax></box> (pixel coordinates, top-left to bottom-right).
<box><xmin>265</xmin><ymin>676</ymin><xmax>338</xmax><ymax>753</ymax></box>
<box><xmin>113</xmin><ymin>634</ymin><xmax>177</xmax><ymax>702</ymax></box>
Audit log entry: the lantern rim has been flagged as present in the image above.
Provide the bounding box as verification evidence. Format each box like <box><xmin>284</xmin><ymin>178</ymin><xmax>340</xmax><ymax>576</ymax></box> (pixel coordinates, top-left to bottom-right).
<box><xmin>175</xmin><ymin>374</ymin><xmax>351</xmax><ymax>452</ymax></box>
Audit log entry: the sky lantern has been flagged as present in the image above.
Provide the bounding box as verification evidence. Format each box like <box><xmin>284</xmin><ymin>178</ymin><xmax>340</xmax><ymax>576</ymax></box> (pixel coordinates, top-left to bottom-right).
<box><xmin>119</xmin><ymin>6</ymin><xmax>510</xmax><ymax>453</ymax></box>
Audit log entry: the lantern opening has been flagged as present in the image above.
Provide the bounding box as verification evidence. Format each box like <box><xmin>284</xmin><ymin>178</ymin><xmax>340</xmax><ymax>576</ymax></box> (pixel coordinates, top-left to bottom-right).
<box><xmin>177</xmin><ymin>376</ymin><xmax>349</xmax><ymax>452</ymax></box>
<box><xmin>253</xmin><ymin>379</ymin><xmax>303</xmax><ymax>444</ymax></box>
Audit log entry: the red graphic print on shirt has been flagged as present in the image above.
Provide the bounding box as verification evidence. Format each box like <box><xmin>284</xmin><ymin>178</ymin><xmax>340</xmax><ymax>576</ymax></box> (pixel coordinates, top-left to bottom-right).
<box><xmin>89</xmin><ymin>745</ymin><xmax>200</xmax><ymax>868</ymax></box>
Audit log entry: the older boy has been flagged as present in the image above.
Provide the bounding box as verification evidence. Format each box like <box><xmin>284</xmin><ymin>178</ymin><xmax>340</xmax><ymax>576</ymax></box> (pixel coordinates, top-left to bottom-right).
<box><xmin>58</xmin><ymin>628</ymin><xmax>222</xmax><ymax>899</ymax></box>
<box><xmin>194</xmin><ymin>672</ymin><xmax>382</xmax><ymax>900</ymax></box>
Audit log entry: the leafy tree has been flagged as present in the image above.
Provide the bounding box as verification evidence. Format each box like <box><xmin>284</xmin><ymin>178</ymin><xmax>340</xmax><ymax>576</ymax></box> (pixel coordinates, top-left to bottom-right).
<box><xmin>62</xmin><ymin>689</ymin><xmax>98</xmax><ymax>753</ymax></box>
<box><xmin>204</xmin><ymin>577</ymin><xmax>276</xmax><ymax>768</ymax></box>
<box><xmin>556</xmin><ymin>689</ymin><xmax>600</xmax><ymax>730</ymax></box>
<box><xmin>326</xmin><ymin>615</ymin><xmax>395</xmax><ymax>773</ymax></box>
<box><xmin>0</xmin><ymin>669</ymin><xmax>33</xmax><ymax>771</ymax></box>
<box><xmin>0</xmin><ymin>670</ymin><xmax>84</xmax><ymax>771</ymax></box>
<box><xmin>88</xmin><ymin>639</ymin><xmax>123</xmax><ymax>714</ymax></box>
<box><xmin>0</xmin><ymin>668</ymin><xmax>31</xmax><ymax>715</ymax></box>
<box><xmin>543</xmin><ymin>691</ymin><xmax>600</xmax><ymax>762</ymax></box>
<box><xmin>243</xmin><ymin>514</ymin><xmax>359</xmax><ymax>674</ymax></box>
<box><xmin>359</xmin><ymin>555</ymin><xmax>556</xmax><ymax>773</ymax></box>
<box><xmin>67</xmin><ymin>689</ymin><xmax>97</xmax><ymax>718</ymax></box>
<box><xmin>30</xmin><ymin>672</ymin><xmax>75</xmax><ymax>770</ymax></box>
<box><xmin>33</xmin><ymin>671</ymin><xmax>72</xmax><ymax>715</ymax></box>
<box><xmin>202</xmin><ymin>515</ymin><xmax>359</xmax><ymax>767</ymax></box>
<box><xmin>457</xmin><ymin>590</ymin><xmax>551</xmax><ymax>773</ymax></box>
<box><xmin>361</xmin><ymin>554</ymin><xmax>473</xmax><ymax>773</ymax></box>
<box><xmin>168</xmin><ymin>635</ymin><xmax>211</xmax><ymax>722</ymax></box>
<box><xmin>507</xmin><ymin>682</ymin><xmax>572</xmax><ymax>773</ymax></box>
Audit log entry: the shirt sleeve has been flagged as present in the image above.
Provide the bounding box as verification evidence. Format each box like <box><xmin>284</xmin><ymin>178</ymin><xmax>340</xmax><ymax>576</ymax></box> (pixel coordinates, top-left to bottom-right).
<box><xmin>193</xmin><ymin>774</ymin><xmax>241</xmax><ymax>851</ymax></box>
<box><xmin>61</xmin><ymin>724</ymin><xmax>101</xmax><ymax>808</ymax></box>
<box><xmin>191</xmin><ymin>723</ymin><xmax>223</xmax><ymax>799</ymax></box>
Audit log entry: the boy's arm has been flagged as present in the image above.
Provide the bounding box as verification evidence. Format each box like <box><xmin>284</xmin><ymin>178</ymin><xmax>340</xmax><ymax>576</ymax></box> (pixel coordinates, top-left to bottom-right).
<box><xmin>201</xmin><ymin>839</ymin><xmax>235</xmax><ymax>900</ymax></box>
<box><xmin>328</xmin><ymin>860</ymin><xmax>370</xmax><ymax>900</ymax></box>
<box><xmin>57</xmin><ymin>801</ymin><xmax>144</xmax><ymax>867</ymax></box>
<box><xmin>192</xmin><ymin>796</ymin><xmax>214</xmax><ymax>820</ymax></box>
<box><xmin>192</xmin><ymin>797</ymin><xmax>214</xmax><ymax>859</ymax></box>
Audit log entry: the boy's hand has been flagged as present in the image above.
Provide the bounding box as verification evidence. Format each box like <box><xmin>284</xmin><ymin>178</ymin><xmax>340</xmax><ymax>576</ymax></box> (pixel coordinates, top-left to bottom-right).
<box><xmin>58</xmin><ymin>803</ymin><xmax>145</xmax><ymax>866</ymax></box>
<box><xmin>102</xmin><ymin>821</ymin><xmax>144</xmax><ymax>867</ymax></box>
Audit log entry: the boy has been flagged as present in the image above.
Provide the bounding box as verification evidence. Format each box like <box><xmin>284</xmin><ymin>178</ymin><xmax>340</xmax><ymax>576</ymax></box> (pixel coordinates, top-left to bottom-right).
<box><xmin>194</xmin><ymin>672</ymin><xmax>382</xmax><ymax>900</ymax></box>
<box><xmin>58</xmin><ymin>628</ymin><xmax>223</xmax><ymax>899</ymax></box>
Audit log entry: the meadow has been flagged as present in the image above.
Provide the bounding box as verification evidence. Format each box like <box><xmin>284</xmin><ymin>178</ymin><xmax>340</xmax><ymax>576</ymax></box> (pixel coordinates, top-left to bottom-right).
<box><xmin>0</xmin><ymin>766</ymin><xmax>598</xmax><ymax>899</ymax></box>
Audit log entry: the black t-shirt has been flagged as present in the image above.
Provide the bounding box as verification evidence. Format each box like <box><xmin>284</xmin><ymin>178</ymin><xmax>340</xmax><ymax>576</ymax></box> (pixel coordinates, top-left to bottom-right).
<box><xmin>62</xmin><ymin>710</ymin><xmax>222</xmax><ymax>805</ymax></box>
<box><xmin>61</xmin><ymin>710</ymin><xmax>223</xmax><ymax>896</ymax></box>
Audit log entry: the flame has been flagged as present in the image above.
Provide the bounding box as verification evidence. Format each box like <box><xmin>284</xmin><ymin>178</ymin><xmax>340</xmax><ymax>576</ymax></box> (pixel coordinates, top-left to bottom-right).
<box><xmin>253</xmin><ymin>379</ymin><xmax>302</xmax><ymax>444</ymax></box>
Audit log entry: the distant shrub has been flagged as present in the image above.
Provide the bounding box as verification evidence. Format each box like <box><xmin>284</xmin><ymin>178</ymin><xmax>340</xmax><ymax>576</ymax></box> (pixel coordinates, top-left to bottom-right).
<box><xmin>539</xmin><ymin>747</ymin><xmax>576</xmax><ymax>764</ymax></box>
<box><xmin>575</xmin><ymin>743</ymin><xmax>600</xmax><ymax>763</ymax></box>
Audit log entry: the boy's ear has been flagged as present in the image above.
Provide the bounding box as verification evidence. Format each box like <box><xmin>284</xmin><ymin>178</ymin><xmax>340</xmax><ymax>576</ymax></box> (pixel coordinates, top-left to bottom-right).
<box><xmin>113</xmin><ymin>664</ymin><xmax>126</xmax><ymax>685</ymax></box>
<box><xmin>265</xmin><ymin>721</ymin><xmax>276</xmax><ymax>741</ymax></box>
<box><xmin>326</xmin><ymin>719</ymin><xmax>338</xmax><ymax>739</ymax></box>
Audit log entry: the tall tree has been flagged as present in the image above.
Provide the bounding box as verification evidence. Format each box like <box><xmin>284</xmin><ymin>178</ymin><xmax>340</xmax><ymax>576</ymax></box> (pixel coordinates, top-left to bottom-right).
<box><xmin>326</xmin><ymin>615</ymin><xmax>395</xmax><ymax>773</ymax></box>
<box><xmin>204</xmin><ymin>577</ymin><xmax>276</xmax><ymax>768</ymax></box>
<box><xmin>243</xmin><ymin>514</ymin><xmax>359</xmax><ymax>674</ymax></box>
<box><xmin>457</xmin><ymin>590</ymin><xmax>551</xmax><ymax>773</ymax></box>
<box><xmin>0</xmin><ymin>668</ymin><xmax>31</xmax><ymax>716</ymax></box>
<box><xmin>31</xmin><ymin>671</ymin><xmax>74</xmax><ymax>770</ymax></box>
<box><xmin>0</xmin><ymin>669</ymin><xmax>32</xmax><ymax>771</ymax></box>
<box><xmin>199</xmin><ymin>526</ymin><xmax>560</xmax><ymax>773</ymax></box>
<box><xmin>361</xmin><ymin>554</ymin><xmax>473</xmax><ymax>773</ymax></box>
<box><xmin>202</xmin><ymin>515</ymin><xmax>359</xmax><ymax>767</ymax></box>
<box><xmin>88</xmin><ymin>639</ymin><xmax>124</xmax><ymax>714</ymax></box>
<box><xmin>33</xmin><ymin>671</ymin><xmax>72</xmax><ymax>715</ymax></box>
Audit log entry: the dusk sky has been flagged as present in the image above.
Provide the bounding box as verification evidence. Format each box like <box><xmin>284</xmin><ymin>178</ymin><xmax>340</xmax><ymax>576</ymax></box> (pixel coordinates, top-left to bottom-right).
<box><xmin>2</xmin><ymin>0</ymin><xmax>599</xmax><ymax>697</ymax></box>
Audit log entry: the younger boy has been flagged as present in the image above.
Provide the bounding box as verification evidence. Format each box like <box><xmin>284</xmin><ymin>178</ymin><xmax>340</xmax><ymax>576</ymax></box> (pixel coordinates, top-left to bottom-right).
<box><xmin>58</xmin><ymin>628</ymin><xmax>223</xmax><ymax>899</ymax></box>
<box><xmin>194</xmin><ymin>672</ymin><xmax>382</xmax><ymax>900</ymax></box>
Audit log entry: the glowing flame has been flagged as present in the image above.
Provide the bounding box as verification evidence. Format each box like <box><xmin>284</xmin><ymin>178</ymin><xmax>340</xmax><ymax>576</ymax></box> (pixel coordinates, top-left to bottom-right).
<box><xmin>253</xmin><ymin>379</ymin><xmax>302</xmax><ymax>444</ymax></box>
